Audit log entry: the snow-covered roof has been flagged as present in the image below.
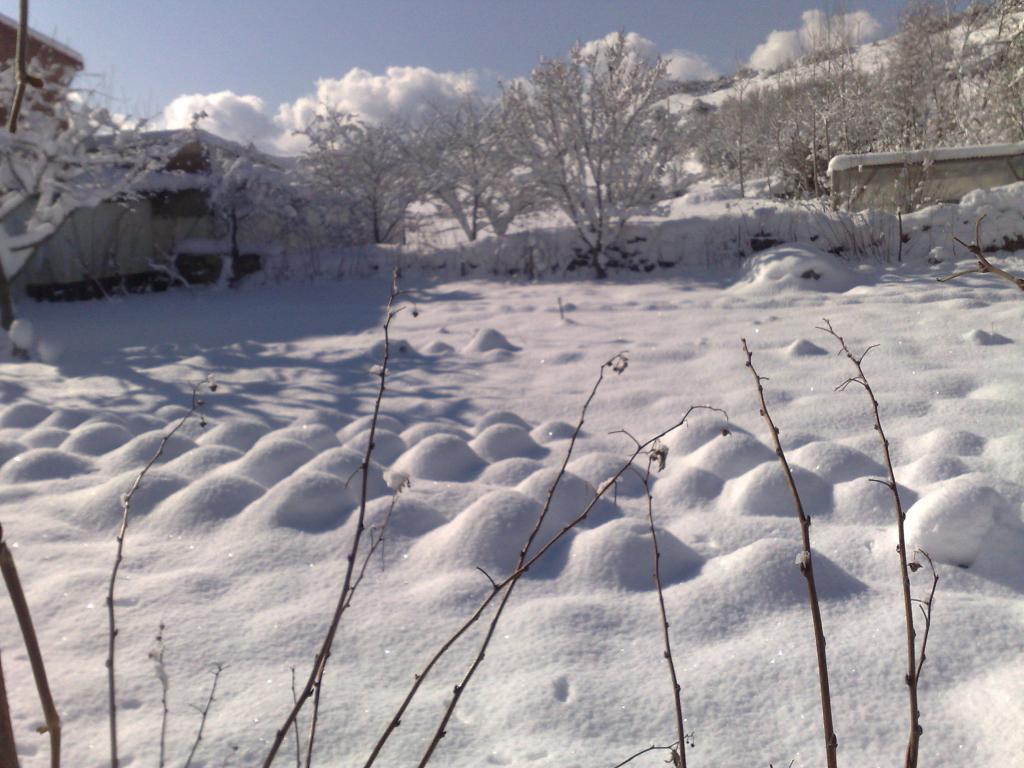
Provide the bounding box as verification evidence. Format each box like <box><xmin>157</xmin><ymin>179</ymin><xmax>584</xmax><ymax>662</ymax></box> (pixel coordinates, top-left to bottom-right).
<box><xmin>828</xmin><ymin>143</ymin><xmax>1024</xmax><ymax>175</ymax></box>
<box><xmin>0</xmin><ymin>11</ymin><xmax>84</xmax><ymax>67</ymax></box>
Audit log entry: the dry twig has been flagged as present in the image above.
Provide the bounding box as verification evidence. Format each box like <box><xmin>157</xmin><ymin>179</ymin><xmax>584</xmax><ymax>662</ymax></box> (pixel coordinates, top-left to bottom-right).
<box><xmin>641</xmin><ymin>451</ymin><xmax>688</xmax><ymax>768</ymax></box>
<box><xmin>411</xmin><ymin>401</ymin><xmax>725</xmax><ymax>767</ymax></box>
<box><xmin>818</xmin><ymin>319</ymin><xmax>930</xmax><ymax>768</ymax></box>
<box><xmin>742</xmin><ymin>339</ymin><xmax>838</xmax><ymax>768</ymax></box>
<box><xmin>182</xmin><ymin>662</ymin><xmax>226</xmax><ymax>768</ymax></box>
<box><xmin>263</xmin><ymin>271</ymin><xmax>401</xmax><ymax>767</ymax></box>
<box><xmin>938</xmin><ymin>215</ymin><xmax>1024</xmax><ymax>290</ymax></box>
<box><xmin>106</xmin><ymin>376</ymin><xmax>213</xmax><ymax>768</ymax></box>
<box><xmin>148</xmin><ymin>623</ymin><xmax>169</xmax><ymax>768</ymax></box>
<box><xmin>0</xmin><ymin>644</ymin><xmax>16</xmax><ymax>767</ymax></box>
<box><xmin>610</xmin><ymin>742</ymin><xmax>682</xmax><ymax>768</ymax></box>
<box><xmin>1</xmin><ymin>521</ymin><xmax>60</xmax><ymax>768</ymax></box>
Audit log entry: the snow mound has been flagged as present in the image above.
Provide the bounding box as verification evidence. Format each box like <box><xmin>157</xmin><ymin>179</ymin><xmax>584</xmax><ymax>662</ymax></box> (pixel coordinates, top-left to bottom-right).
<box><xmin>40</xmin><ymin>409</ymin><xmax>89</xmax><ymax>429</ymax></box>
<box><xmin>530</xmin><ymin>420</ymin><xmax>578</xmax><ymax>443</ymax></box>
<box><xmin>515</xmin><ymin>467</ymin><xmax>619</xmax><ymax>533</ymax></box>
<box><xmin>304</xmin><ymin>447</ymin><xmax>389</xmax><ymax>499</ymax></box>
<box><xmin>721</xmin><ymin>462</ymin><xmax>832</xmax><ymax>518</ymax></box>
<box><xmin>789</xmin><ymin>442</ymin><xmax>885</xmax><ymax>483</ymax></box>
<box><xmin>832</xmin><ymin>478</ymin><xmax>917</xmax><ymax>525</ymax></box>
<box><xmin>904</xmin><ymin>476</ymin><xmax>1006</xmax><ymax>567</ymax></box>
<box><xmin>915</xmin><ymin>428</ymin><xmax>986</xmax><ymax>458</ymax></box>
<box><xmin>0</xmin><ymin>449</ymin><xmax>93</xmax><ymax>483</ymax></box>
<box><xmin>61</xmin><ymin>422</ymin><xmax>135</xmax><ymax>456</ymax></box>
<box><xmin>163</xmin><ymin>445</ymin><xmax>245</xmax><ymax>478</ymax></box>
<box><xmin>563</xmin><ymin>518</ymin><xmax>702</xmax><ymax>592</ymax></box>
<box><xmin>253</xmin><ymin>470</ymin><xmax>355</xmax><ymax>531</ymax></box>
<box><xmin>786</xmin><ymin>339</ymin><xmax>828</xmax><ymax>357</ymax></box>
<box><xmin>392</xmin><ymin>434</ymin><xmax>486</xmax><ymax>481</ymax></box>
<box><xmin>344</xmin><ymin>428</ymin><xmax>407</xmax><ymax>464</ymax></box>
<box><xmin>0</xmin><ymin>402</ymin><xmax>50</xmax><ymax>429</ymax></box>
<box><xmin>899</xmin><ymin>454</ymin><xmax>969</xmax><ymax>487</ymax></box>
<box><xmin>196</xmin><ymin>419</ymin><xmax>271</xmax><ymax>451</ymax></box>
<box><xmin>470</xmin><ymin>424</ymin><xmax>545</xmax><ymax>462</ymax></box>
<box><xmin>423</xmin><ymin>340</ymin><xmax>455</xmax><ymax>355</ymax></box>
<box><xmin>699</xmin><ymin>538</ymin><xmax>866</xmax><ymax>608</ymax></box>
<box><xmin>566</xmin><ymin>452</ymin><xmax>647</xmax><ymax>498</ymax></box>
<box><xmin>337</xmin><ymin>414</ymin><xmax>404</xmax><ymax>443</ymax></box>
<box><xmin>662</xmin><ymin>418</ymin><xmax>737</xmax><ymax>456</ymax></box>
<box><xmin>0</xmin><ymin>439</ymin><xmax>26</xmax><ymax>467</ymax></box>
<box><xmin>8</xmin><ymin>319</ymin><xmax>34</xmax><ymax>350</ymax></box>
<box><xmin>273</xmin><ymin>423</ymin><xmax>341</xmax><ymax>452</ymax></box>
<box><xmin>99</xmin><ymin>430</ymin><xmax>198</xmax><ymax>473</ymax></box>
<box><xmin>232</xmin><ymin>436</ymin><xmax>317</xmax><ymax>487</ymax></box>
<box><xmin>150</xmin><ymin>474</ymin><xmax>266</xmax><ymax>529</ymax></box>
<box><xmin>653</xmin><ymin>467</ymin><xmax>725</xmax><ymax>509</ymax></box>
<box><xmin>474</xmin><ymin>410</ymin><xmax>531</xmax><ymax>433</ymax></box>
<box><xmin>71</xmin><ymin>468</ymin><xmax>187</xmax><ymax>529</ymax></box>
<box><xmin>365</xmin><ymin>494</ymin><xmax>446</xmax><ymax>538</ymax></box>
<box><xmin>463</xmin><ymin>328</ymin><xmax>520</xmax><ymax>354</ymax></box>
<box><xmin>733</xmin><ymin>245</ymin><xmax>859</xmax><ymax>293</ymax></box>
<box><xmin>410</xmin><ymin>490</ymin><xmax>561</xmax><ymax>577</ymax></box>
<box><xmin>22</xmin><ymin>427</ymin><xmax>69</xmax><ymax>449</ymax></box>
<box><xmin>683</xmin><ymin>432</ymin><xmax>775</xmax><ymax>478</ymax></box>
<box><xmin>400</xmin><ymin>422</ymin><xmax>472</xmax><ymax>448</ymax></box>
<box><xmin>963</xmin><ymin>329</ymin><xmax>1013</xmax><ymax>346</ymax></box>
<box><xmin>479</xmin><ymin>457</ymin><xmax>547</xmax><ymax>486</ymax></box>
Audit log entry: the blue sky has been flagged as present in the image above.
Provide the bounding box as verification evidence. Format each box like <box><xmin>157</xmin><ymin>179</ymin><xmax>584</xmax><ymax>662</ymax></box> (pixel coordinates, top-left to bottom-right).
<box><xmin>11</xmin><ymin>1</ymin><xmax>901</xmax><ymax>150</ymax></box>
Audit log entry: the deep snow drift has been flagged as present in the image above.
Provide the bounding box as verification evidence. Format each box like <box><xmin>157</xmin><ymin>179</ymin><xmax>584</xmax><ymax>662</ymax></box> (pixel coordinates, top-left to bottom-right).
<box><xmin>1</xmin><ymin>254</ymin><xmax>1023</xmax><ymax>767</ymax></box>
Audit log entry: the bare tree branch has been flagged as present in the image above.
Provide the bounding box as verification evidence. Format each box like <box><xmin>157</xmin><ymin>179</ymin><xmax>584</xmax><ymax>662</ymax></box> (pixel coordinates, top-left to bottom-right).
<box><xmin>938</xmin><ymin>216</ymin><xmax>1024</xmax><ymax>290</ymax></box>
<box><xmin>182</xmin><ymin>663</ymin><xmax>226</xmax><ymax>768</ymax></box>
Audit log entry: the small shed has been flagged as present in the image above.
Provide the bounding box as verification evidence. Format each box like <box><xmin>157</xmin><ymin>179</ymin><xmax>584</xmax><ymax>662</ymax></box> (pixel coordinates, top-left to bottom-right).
<box><xmin>828</xmin><ymin>143</ymin><xmax>1024</xmax><ymax>212</ymax></box>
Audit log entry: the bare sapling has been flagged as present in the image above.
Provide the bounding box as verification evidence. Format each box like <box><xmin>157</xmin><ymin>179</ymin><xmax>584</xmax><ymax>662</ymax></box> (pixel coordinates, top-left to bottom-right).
<box><xmin>619</xmin><ymin>437</ymin><xmax>692</xmax><ymax>768</ymax></box>
<box><xmin>182</xmin><ymin>662</ymin><xmax>226</xmax><ymax>768</ymax></box>
<box><xmin>741</xmin><ymin>339</ymin><xmax>838</xmax><ymax>768</ymax></box>
<box><xmin>818</xmin><ymin>320</ymin><xmax>937</xmax><ymax>768</ymax></box>
<box><xmin>263</xmin><ymin>271</ymin><xmax>401</xmax><ymax>767</ymax></box>
<box><xmin>410</xmin><ymin>397</ymin><xmax>727</xmax><ymax>768</ymax></box>
<box><xmin>1</xmin><ymin>521</ymin><xmax>60</xmax><ymax>768</ymax></box>
<box><xmin>937</xmin><ymin>215</ymin><xmax>1024</xmax><ymax>291</ymax></box>
<box><xmin>106</xmin><ymin>376</ymin><xmax>214</xmax><ymax>768</ymax></box>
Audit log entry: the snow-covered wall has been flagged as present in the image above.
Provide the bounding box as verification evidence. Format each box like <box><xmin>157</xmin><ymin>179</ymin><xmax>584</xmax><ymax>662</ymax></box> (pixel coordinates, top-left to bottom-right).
<box><xmin>829</xmin><ymin>144</ymin><xmax>1024</xmax><ymax>213</ymax></box>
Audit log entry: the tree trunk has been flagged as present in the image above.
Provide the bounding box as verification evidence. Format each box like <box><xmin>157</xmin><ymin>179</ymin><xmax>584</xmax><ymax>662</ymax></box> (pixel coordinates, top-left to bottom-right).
<box><xmin>0</xmin><ymin>260</ymin><xmax>15</xmax><ymax>332</ymax></box>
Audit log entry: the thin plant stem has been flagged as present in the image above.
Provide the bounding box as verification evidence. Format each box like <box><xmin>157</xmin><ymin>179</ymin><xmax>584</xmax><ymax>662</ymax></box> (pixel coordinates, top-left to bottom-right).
<box><xmin>742</xmin><ymin>339</ymin><xmax>838</xmax><ymax>768</ymax></box>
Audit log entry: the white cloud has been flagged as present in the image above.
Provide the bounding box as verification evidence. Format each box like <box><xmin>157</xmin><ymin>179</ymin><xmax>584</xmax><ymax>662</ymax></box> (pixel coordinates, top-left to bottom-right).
<box><xmin>274</xmin><ymin>66</ymin><xmax>476</xmax><ymax>137</ymax></box>
<box><xmin>579</xmin><ymin>31</ymin><xmax>718</xmax><ymax>82</ymax></box>
<box><xmin>664</xmin><ymin>49</ymin><xmax>718</xmax><ymax>81</ymax></box>
<box><xmin>749</xmin><ymin>9</ymin><xmax>882</xmax><ymax>71</ymax></box>
<box><xmin>159</xmin><ymin>91</ymin><xmax>281</xmax><ymax>147</ymax></box>
<box><xmin>158</xmin><ymin>66</ymin><xmax>479</xmax><ymax>155</ymax></box>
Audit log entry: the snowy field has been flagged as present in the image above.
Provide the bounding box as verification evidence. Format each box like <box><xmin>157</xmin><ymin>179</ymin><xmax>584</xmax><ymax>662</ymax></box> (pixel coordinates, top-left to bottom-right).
<box><xmin>1</xmin><ymin>249</ymin><xmax>1023</xmax><ymax>767</ymax></box>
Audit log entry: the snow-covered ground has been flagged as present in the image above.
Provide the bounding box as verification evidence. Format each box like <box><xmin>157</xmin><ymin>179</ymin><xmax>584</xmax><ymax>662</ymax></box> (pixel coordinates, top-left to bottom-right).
<box><xmin>1</xmin><ymin>247</ymin><xmax>1023</xmax><ymax>767</ymax></box>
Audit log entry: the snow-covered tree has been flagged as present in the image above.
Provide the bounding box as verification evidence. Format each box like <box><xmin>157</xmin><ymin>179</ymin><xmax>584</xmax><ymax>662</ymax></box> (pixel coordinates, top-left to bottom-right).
<box><xmin>501</xmin><ymin>32</ymin><xmax>684</xmax><ymax>276</ymax></box>
<box><xmin>204</xmin><ymin>141</ymin><xmax>301</xmax><ymax>286</ymax></box>
<box><xmin>408</xmin><ymin>96</ymin><xmax>537</xmax><ymax>241</ymax></box>
<box><xmin>299</xmin><ymin>109</ymin><xmax>417</xmax><ymax>245</ymax></box>
<box><xmin>0</xmin><ymin>62</ymin><xmax>166</xmax><ymax>334</ymax></box>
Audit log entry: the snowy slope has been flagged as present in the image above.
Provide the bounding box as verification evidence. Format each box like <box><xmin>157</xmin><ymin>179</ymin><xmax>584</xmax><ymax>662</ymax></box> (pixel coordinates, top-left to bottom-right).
<box><xmin>1</xmin><ymin>256</ymin><xmax>1022</xmax><ymax>767</ymax></box>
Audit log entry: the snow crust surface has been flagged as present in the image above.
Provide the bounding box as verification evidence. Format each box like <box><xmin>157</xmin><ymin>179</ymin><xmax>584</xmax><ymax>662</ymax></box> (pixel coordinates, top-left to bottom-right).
<box><xmin>1</xmin><ymin>265</ymin><xmax>1022</xmax><ymax>768</ymax></box>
